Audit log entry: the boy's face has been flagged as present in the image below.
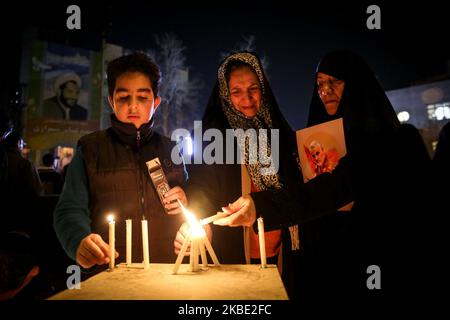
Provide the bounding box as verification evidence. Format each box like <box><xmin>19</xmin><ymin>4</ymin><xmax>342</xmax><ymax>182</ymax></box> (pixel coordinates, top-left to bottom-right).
<box><xmin>108</xmin><ymin>72</ymin><xmax>161</xmax><ymax>129</ymax></box>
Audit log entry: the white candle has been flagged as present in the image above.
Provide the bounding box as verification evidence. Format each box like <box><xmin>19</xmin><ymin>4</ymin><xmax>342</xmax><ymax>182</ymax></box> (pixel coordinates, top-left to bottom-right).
<box><xmin>203</xmin><ymin>234</ymin><xmax>220</xmax><ymax>266</ymax></box>
<box><xmin>126</xmin><ymin>219</ymin><xmax>132</xmax><ymax>266</ymax></box>
<box><xmin>200</xmin><ymin>212</ymin><xmax>227</xmax><ymax>225</ymax></box>
<box><xmin>189</xmin><ymin>238</ymin><xmax>194</xmax><ymax>271</ymax></box>
<box><xmin>193</xmin><ymin>238</ymin><xmax>199</xmax><ymax>271</ymax></box>
<box><xmin>189</xmin><ymin>237</ymin><xmax>199</xmax><ymax>272</ymax></box>
<box><xmin>142</xmin><ymin>217</ymin><xmax>150</xmax><ymax>270</ymax></box>
<box><xmin>257</xmin><ymin>217</ymin><xmax>267</xmax><ymax>268</ymax></box>
<box><xmin>199</xmin><ymin>238</ymin><xmax>208</xmax><ymax>267</ymax></box>
<box><xmin>173</xmin><ymin>233</ymin><xmax>192</xmax><ymax>274</ymax></box>
<box><xmin>189</xmin><ymin>238</ymin><xmax>195</xmax><ymax>271</ymax></box>
<box><xmin>107</xmin><ymin>214</ymin><xmax>115</xmax><ymax>270</ymax></box>
<box><xmin>176</xmin><ymin>199</ymin><xmax>220</xmax><ymax>271</ymax></box>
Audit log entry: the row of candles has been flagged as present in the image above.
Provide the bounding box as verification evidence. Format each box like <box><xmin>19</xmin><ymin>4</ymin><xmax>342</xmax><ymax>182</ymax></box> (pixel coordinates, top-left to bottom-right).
<box><xmin>107</xmin><ymin>215</ymin><xmax>150</xmax><ymax>270</ymax></box>
<box><xmin>106</xmin><ymin>204</ymin><xmax>267</xmax><ymax>272</ymax></box>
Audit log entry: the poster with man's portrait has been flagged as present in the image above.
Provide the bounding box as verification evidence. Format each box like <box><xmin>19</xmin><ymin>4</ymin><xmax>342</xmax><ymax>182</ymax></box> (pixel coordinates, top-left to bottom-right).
<box><xmin>25</xmin><ymin>40</ymin><xmax>102</xmax><ymax>152</ymax></box>
<box><xmin>296</xmin><ymin>118</ymin><xmax>347</xmax><ymax>183</ymax></box>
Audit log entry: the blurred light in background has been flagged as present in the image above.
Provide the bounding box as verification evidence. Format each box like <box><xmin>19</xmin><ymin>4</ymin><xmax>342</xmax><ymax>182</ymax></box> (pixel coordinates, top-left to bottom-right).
<box><xmin>397</xmin><ymin>111</ymin><xmax>410</xmax><ymax>122</ymax></box>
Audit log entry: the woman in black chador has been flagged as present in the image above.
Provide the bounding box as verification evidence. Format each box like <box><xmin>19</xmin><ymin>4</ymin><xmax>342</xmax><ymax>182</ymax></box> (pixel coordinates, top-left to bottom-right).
<box><xmin>305</xmin><ymin>50</ymin><xmax>432</xmax><ymax>299</ymax></box>
<box><xmin>432</xmin><ymin>122</ymin><xmax>450</xmax><ymax>277</ymax></box>
<box><xmin>434</xmin><ymin>121</ymin><xmax>450</xmax><ymax>175</ymax></box>
<box><xmin>181</xmin><ymin>52</ymin><xmax>353</xmax><ymax>301</ymax></box>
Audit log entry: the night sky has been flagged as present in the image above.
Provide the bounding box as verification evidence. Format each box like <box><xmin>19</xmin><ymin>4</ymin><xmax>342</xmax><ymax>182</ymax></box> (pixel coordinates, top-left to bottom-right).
<box><xmin>5</xmin><ymin>1</ymin><xmax>448</xmax><ymax>130</ymax></box>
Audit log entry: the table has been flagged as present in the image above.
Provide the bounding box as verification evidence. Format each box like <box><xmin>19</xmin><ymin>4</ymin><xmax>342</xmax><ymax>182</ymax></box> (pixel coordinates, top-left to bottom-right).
<box><xmin>48</xmin><ymin>263</ymin><xmax>289</xmax><ymax>300</ymax></box>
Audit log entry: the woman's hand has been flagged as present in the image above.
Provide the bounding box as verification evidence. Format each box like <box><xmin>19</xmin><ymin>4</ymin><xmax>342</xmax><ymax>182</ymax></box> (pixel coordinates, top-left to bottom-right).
<box><xmin>213</xmin><ymin>195</ymin><xmax>256</xmax><ymax>227</ymax></box>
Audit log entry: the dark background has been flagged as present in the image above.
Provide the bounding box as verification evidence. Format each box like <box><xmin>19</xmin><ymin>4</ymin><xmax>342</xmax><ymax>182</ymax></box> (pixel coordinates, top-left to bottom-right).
<box><xmin>3</xmin><ymin>1</ymin><xmax>448</xmax><ymax>129</ymax></box>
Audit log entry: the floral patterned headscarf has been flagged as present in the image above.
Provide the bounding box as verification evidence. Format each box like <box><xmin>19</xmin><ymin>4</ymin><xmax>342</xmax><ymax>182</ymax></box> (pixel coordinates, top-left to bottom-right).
<box><xmin>217</xmin><ymin>52</ymin><xmax>282</xmax><ymax>191</ymax></box>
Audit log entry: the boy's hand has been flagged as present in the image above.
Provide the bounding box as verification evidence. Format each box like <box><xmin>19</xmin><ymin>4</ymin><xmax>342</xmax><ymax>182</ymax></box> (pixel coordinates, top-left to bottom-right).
<box><xmin>174</xmin><ymin>222</ymin><xmax>212</xmax><ymax>255</ymax></box>
<box><xmin>76</xmin><ymin>233</ymin><xmax>119</xmax><ymax>269</ymax></box>
<box><xmin>163</xmin><ymin>186</ymin><xmax>188</xmax><ymax>214</ymax></box>
<box><xmin>174</xmin><ymin>222</ymin><xmax>191</xmax><ymax>255</ymax></box>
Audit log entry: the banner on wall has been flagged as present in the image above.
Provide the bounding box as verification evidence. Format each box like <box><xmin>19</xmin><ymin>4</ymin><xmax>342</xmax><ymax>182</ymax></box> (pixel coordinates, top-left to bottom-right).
<box><xmin>25</xmin><ymin>41</ymin><xmax>102</xmax><ymax>151</ymax></box>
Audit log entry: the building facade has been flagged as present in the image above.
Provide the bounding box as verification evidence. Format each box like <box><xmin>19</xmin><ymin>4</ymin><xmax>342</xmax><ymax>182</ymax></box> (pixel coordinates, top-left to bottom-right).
<box><xmin>386</xmin><ymin>79</ymin><xmax>450</xmax><ymax>157</ymax></box>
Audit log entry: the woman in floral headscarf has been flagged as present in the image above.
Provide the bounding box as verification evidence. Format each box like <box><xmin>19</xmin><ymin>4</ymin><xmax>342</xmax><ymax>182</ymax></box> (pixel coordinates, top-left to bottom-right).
<box><xmin>179</xmin><ymin>52</ymin><xmax>353</xmax><ymax>300</ymax></box>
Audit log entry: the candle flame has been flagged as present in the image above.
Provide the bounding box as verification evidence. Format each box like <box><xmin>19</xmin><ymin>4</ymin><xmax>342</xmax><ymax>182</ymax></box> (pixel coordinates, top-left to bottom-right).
<box><xmin>107</xmin><ymin>214</ymin><xmax>115</xmax><ymax>223</ymax></box>
<box><xmin>177</xmin><ymin>200</ymin><xmax>205</xmax><ymax>238</ymax></box>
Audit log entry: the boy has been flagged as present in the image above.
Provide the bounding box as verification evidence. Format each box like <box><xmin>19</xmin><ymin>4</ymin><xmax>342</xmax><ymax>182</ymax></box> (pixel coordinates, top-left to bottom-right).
<box><xmin>54</xmin><ymin>53</ymin><xmax>187</xmax><ymax>269</ymax></box>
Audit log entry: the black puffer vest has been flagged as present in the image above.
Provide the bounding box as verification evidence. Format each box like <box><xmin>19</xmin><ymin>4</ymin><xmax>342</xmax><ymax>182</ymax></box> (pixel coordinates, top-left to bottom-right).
<box><xmin>79</xmin><ymin>115</ymin><xmax>186</xmax><ymax>263</ymax></box>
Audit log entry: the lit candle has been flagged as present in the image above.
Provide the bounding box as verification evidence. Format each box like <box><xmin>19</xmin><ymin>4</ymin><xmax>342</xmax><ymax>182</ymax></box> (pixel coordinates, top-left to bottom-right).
<box><xmin>126</xmin><ymin>219</ymin><xmax>132</xmax><ymax>266</ymax></box>
<box><xmin>199</xmin><ymin>212</ymin><xmax>228</xmax><ymax>225</ymax></box>
<box><xmin>142</xmin><ymin>217</ymin><xmax>150</xmax><ymax>270</ymax></box>
<box><xmin>257</xmin><ymin>217</ymin><xmax>267</xmax><ymax>268</ymax></box>
<box><xmin>107</xmin><ymin>214</ymin><xmax>115</xmax><ymax>270</ymax></box>
<box><xmin>191</xmin><ymin>237</ymin><xmax>199</xmax><ymax>272</ymax></box>
<box><xmin>176</xmin><ymin>199</ymin><xmax>220</xmax><ymax>272</ymax></box>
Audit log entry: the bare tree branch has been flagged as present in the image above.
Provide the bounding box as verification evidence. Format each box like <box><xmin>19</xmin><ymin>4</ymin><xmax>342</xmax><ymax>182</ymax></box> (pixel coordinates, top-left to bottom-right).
<box><xmin>147</xmin><ymin>33</ymin><xmax>203</xmax><ymax>137</ymax></box>
<box><xmin>220</xmin><ymin>34</ymin><xmax>270</xmax><ymax>73</ymax></box>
